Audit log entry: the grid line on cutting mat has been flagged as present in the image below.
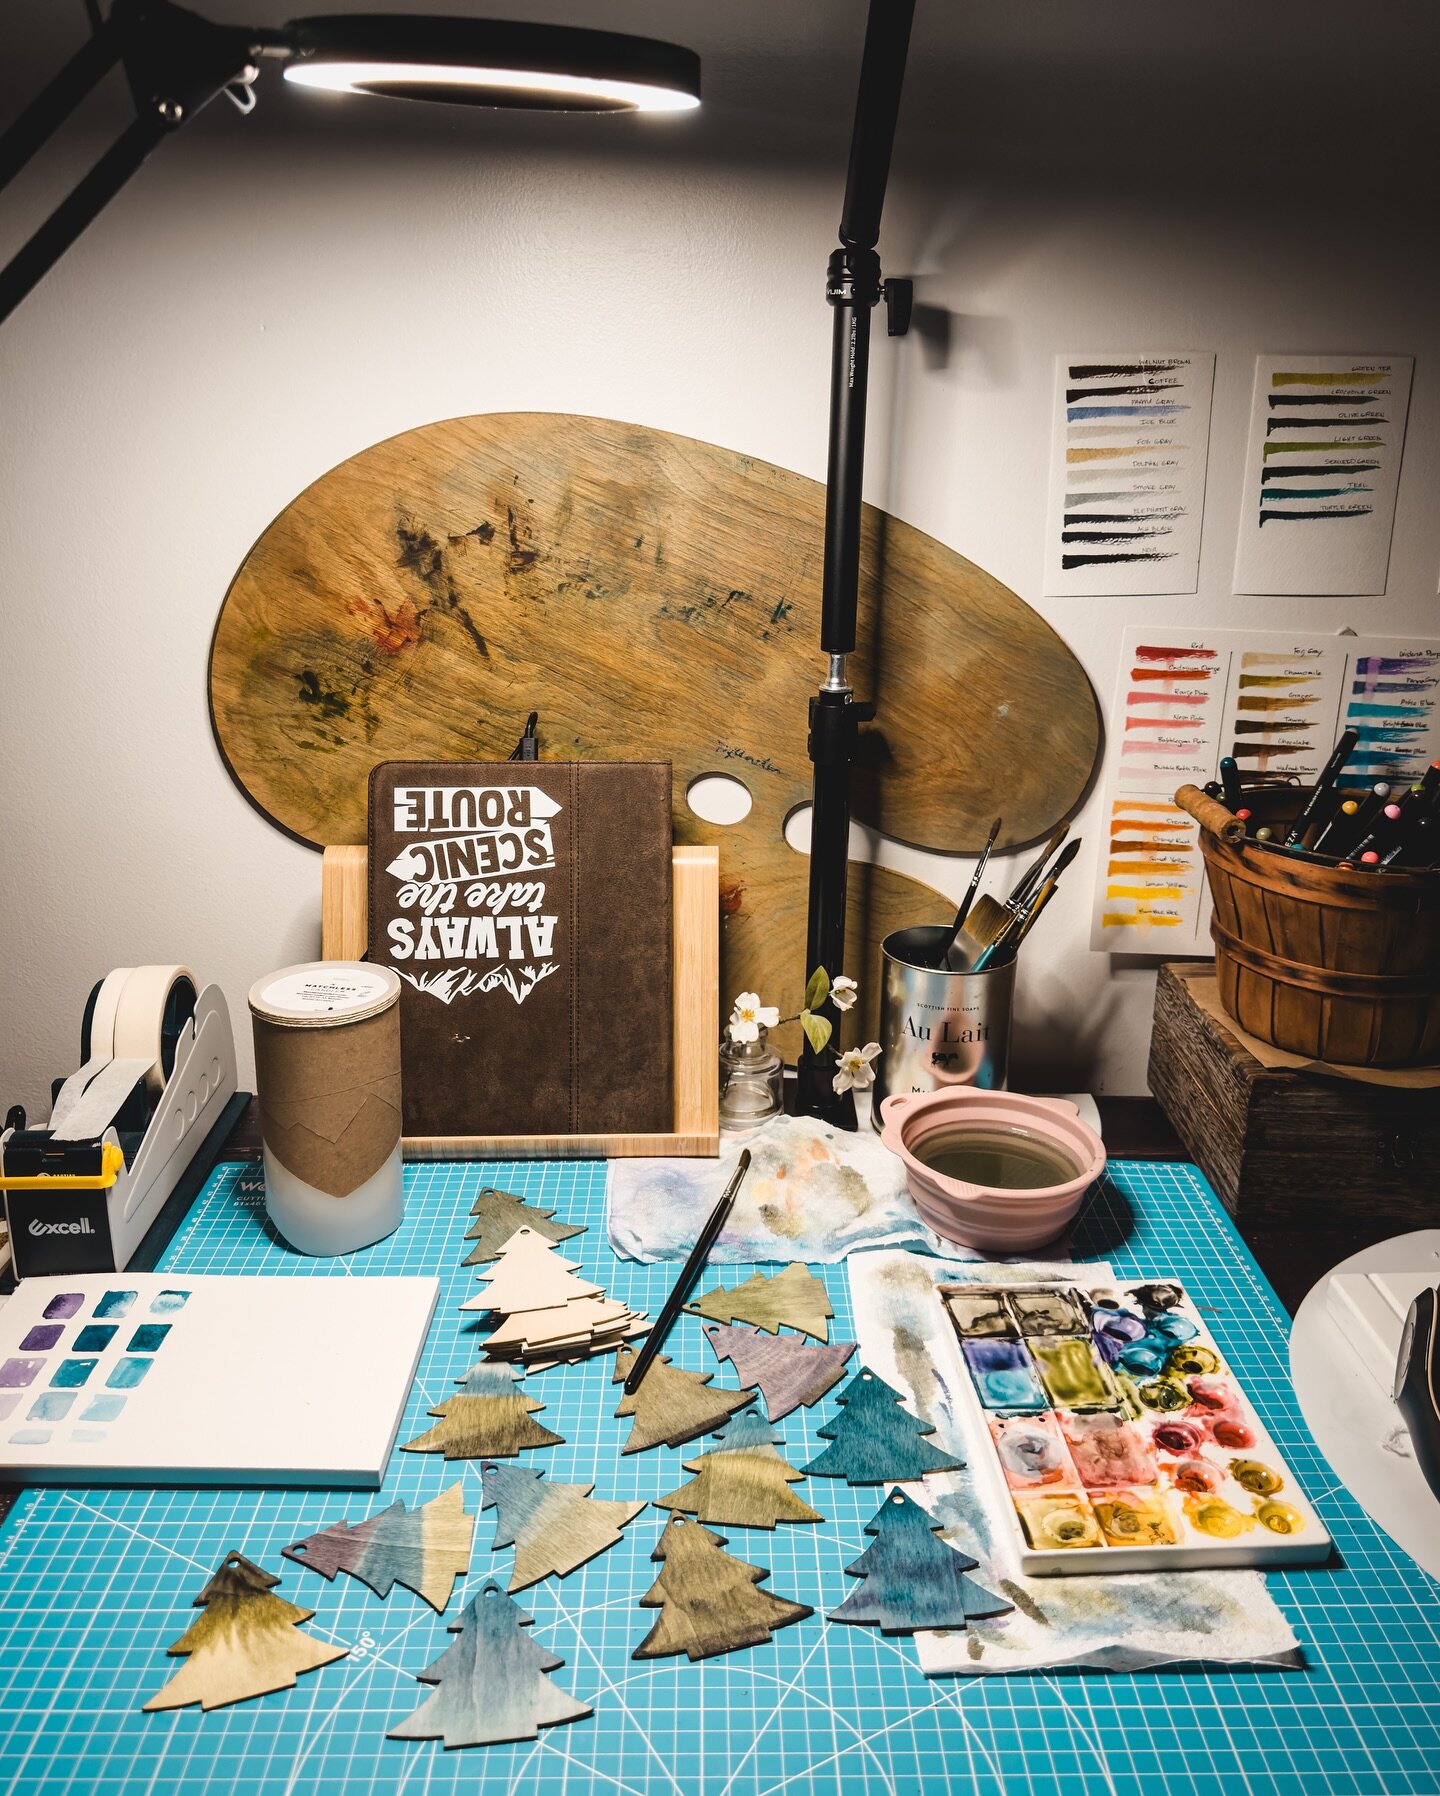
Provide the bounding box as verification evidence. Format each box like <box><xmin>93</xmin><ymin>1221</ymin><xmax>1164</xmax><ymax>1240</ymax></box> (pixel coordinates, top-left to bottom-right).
<box><xmin>0</xmin><ymin>1158</ymin><xmax>1435</xmax><ymax>1796</ymax></box>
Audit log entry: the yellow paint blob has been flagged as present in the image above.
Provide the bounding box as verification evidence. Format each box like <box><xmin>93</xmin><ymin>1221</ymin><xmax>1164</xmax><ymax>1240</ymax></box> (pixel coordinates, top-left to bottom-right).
<box><xmin>1257</xmin><ymin>1500</ymin><xmax>1306</xmax><ymax>1536</ymax></box>
<box><xmin>1230</xmin><ymin>1459</ymin><xmax>1284</xmax><ymax>1496</ymax></box>
<box><xmin>1184</xmin><ymin>1496</ymin><xmax>1254</xmax><ymax>1539</ymax></box>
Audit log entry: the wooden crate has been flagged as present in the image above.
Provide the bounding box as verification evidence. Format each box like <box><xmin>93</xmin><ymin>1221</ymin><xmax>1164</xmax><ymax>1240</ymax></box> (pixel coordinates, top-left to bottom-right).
<box><xmin>1147</xmin><ymin>961</ymin><xmax>1440</xmax><ymax>1227</ymax></box>
<box><xmin>321</xmin><ymin>844</ymin><xmax>719</xmax><ymax>1159</ymax></box>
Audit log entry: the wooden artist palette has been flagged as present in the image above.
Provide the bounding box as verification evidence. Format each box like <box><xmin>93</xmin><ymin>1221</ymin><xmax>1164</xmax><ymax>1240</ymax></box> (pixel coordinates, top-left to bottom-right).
<box><xmin>941</xmin><ymin>1277</ymin><xmax>1333</xmax><ymax>1575</ymax></box>
<box><xmin>208</xmin><ymin>415</ymin><xmax>1098</xmax><ymax>1054</ymax></box>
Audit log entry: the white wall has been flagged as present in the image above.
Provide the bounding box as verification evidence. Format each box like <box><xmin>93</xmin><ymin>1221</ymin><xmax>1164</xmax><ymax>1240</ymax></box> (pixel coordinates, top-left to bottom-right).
<box><xmin>3</xmin><ymin>0</ymin><xmax>1437</xmax><ymax>1115</ymax></box>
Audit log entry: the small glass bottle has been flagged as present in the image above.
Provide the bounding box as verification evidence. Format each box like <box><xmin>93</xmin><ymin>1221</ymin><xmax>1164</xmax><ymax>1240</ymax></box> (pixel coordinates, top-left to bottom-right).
<box><xmin>718</xmin><ymin>1026</ymin><xmax>784</xmax><ymax>1131</ymax></box>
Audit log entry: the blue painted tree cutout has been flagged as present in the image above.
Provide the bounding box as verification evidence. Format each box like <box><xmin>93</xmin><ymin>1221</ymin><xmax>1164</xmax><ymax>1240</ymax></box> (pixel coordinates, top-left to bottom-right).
<box><xmin>829</xmin><ymin>1490</ymin><xmax>1012</xmax><ymax>1634</ymax></box>
<box><xmin>480</xmin><ymin>1462</ymin><xmax>645</xmax><ymax>1590</ymax></box>
<box><xmin>388</xmin><ymin>1581</ymin><xmax>591</xmax><ymax>1748</ymax></box>
<box><xmin>801</xmin><ymin>1368</ymin><xmax>962</xmax><ymax>1484</ymax></box>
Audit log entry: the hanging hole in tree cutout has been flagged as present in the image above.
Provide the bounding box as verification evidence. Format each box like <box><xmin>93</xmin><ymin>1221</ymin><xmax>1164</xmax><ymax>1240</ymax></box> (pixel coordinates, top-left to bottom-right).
<box><xmin>687</xmin><ymin>774</ymin><xmax>753</xmax><ymax>826</ymax></box>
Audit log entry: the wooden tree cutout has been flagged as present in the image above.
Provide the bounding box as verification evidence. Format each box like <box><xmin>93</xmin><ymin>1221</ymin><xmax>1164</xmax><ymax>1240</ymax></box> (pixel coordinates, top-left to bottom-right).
<box><xmin>282</xmin><ymin>1484</ymin><xmax>474</xmax><ymax>1612</ymax></box>
<box><xmin>461</xmin><ymin>1226</ymin><xmax>647</xmax><ymax>1364</ymax></box>
<box><xmin>142</xmin><ymin>1552</ymin><xmax>346</xmax><ymax>1712</ymax></box>
<box><xmin>402</xmin><ymin>1361</ymin><xmax>563</xmax><ymax>1460</ymax></box>
<box><xmin>463</xmin><ymin>1187</ymin><xmax>585</xmax><ymax>1266</ymax></box>
<box><xmin>828</xmin><ymin>1490</ymin><xmax>1012</xmax><ymax>1634</ymax></box>
<box><xmin>687</xmin><ymin>1264</ymin><xmax>834</xmax><ymax>1342</ymax></box>
<box><xmin>705</xmin><ymin>1324</ymin><xmax>857</xmax><ymax>1419</ymax></box>
<box><xmin>633</xmin><ymin>1514</ymin><xmax>812</xmax><ymax>1662</ymax></box>
<box><xmin>802</xmin><ymin>1368</ymin><xmax>962</xmax><ymax>1484</ymax></box>
<box><xmin>389</xmin><ymin>1581</ymin><xmax>591</xmax><ymax>1748</ymax></box>
<box><xmin>480</xmin><ymin>1462</ymin><xmax>645</xmax><ymax>1590</ymax></box>
<box><xmin>464</xmin><ymin>1229</ymin><xmax>603</xmax><ymax>1313</ymax></box>
<box><xmin>656</xmin><ymin>1409</ymin><xmax>823</xmax><ymax>1530</ymax></box>
<box><xmin>611</xmin><ymin>1346</ymin><xmax>755</xmax><ymax>1454</ymax></box>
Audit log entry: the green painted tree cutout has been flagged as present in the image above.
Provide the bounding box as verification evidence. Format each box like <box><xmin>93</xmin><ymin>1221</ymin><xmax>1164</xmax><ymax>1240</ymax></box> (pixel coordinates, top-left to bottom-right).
<box><xmin>480</xmin><ymin>1462</ymin><xmax>646</xmax><ymax>1590</ymax></box>
<box><xmin>801</xmin><ymin>1368</ymin><xmax>962</xmax><ymax>1484</ymax></box>
<box><xmin>142</xmin><ymin>1552</ymin><xmax>346</xmax><ymax>1713</ymax></box>
<box><xmin>656</xmin><ymin>1409</ymin><xmax>823</xmax><ymax>1530</ymax></box>
<box><xmin>389</xmin><ymin>1581</ymin><xmax>591</xmax><ymax>1748</ymax></box>
<box><xmin>612</xmin><ymin>1345</ymin><xmax>754</xmax><ymax>1454</ymax></box>
<box><xmin>687</xmin><ymin>1264</ymin><xmax>834</xmax><ymax>1342</ymax></box>
<box><xmin>463</xmin><ymin>1186</ymin><xmax>585</xmax><ymax>1266</ymax></box>
<box><xmin>829</xmin><ymin>1490</ymin><xmax>1012</xmax><ymax>1634</ymax></box>
<box><xmin>633</xmin><ymin>1514</ymin><xmax>812</xmax><ymax>1662</ymax></box>
<box><xmin>402</xmin><ymin>1361</ymin><xmax>563</xmax><ymax>1460</ymax></box>
<box><xmin>282</xmin><ymin>1484</ymin><xmax>474</xmax><ymax>1612</ymax></box>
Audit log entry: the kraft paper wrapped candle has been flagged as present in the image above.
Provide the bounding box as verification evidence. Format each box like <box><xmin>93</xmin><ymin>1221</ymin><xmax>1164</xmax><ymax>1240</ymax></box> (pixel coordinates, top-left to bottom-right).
<box><xmin>248</xmin><ymin>963</ymin><xmax>404</xmax><ymax>1256</ymax></box>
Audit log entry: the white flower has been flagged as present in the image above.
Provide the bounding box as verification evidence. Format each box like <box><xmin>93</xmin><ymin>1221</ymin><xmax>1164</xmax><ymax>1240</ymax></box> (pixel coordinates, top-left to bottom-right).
<box><xmin>832</xmin><ymin>1042</ymin><xmax>882</xmax><ymax>1093</ymax></box>
<box><xmin>830</xmin><ymin>974</ymin><xmax>858</xmax><ymax>1012</ymax></box>
<box><xmin>729</xmin><ymin>991</ymin><xmax>779</xmax><ymax>1044</ymax></box>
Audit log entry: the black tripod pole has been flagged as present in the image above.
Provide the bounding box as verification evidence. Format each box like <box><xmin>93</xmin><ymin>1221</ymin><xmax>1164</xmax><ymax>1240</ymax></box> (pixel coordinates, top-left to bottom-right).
<box><xmin>795</xmin><ymin>0</ymin><xmax>915</xmax><ymax>1125</ymax></box>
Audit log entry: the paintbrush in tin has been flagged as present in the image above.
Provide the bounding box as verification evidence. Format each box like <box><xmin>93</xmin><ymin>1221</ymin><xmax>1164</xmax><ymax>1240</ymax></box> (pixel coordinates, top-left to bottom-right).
<box><xmin>939</xmin><ymin>815</ymin><xmax>1002</xmax><ymax>969</ymax></box>
<box><xmin>971</xmin><ymin>838</ymin><xmax>1080</xmax><ymax>972</ymax></box>
<box><xmin>960</xmin><ymin>823</ymin><xmax>1069</xmax><ymax>955</ymax></box>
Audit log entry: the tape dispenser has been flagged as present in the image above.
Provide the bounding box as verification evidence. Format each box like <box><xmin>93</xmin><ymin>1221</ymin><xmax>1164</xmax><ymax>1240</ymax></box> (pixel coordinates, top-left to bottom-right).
<box><xmin>1</xmin><ymin>967</ymin><xmax>240</xmax><ymax>1278</ymax></box>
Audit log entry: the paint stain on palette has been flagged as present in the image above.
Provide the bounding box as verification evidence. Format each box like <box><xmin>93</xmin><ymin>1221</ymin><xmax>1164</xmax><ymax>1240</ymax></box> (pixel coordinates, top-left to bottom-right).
<box><xmin>941</xmin><ymin>1278</ymin><xmax>1332</xmax><ymax>1571</ymax></box>
<box><xmin>2</xmin><ymin>1287</ymin><xmax>186</xmax><ymax>1447</ymax></box>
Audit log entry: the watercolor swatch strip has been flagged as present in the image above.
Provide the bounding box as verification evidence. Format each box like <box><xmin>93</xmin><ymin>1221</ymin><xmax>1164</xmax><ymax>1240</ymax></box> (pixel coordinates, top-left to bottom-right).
<box><xmin>1043</xmin><ymin>352</ymin><xmax>1215</xmax><ymax>597</ymax></box>
<box><xmin>1232</xmin><ymin>353</ymin><xmax>1413</xmax><ymax>595</ymax></box>
<box><xmin>1090</xmin><ymin>627</ymin><xmax>1440</xmax><ymax>951</ymax></box>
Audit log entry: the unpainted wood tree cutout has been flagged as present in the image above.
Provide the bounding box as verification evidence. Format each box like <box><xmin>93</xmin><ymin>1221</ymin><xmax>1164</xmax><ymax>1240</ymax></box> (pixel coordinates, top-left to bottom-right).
<box><xmin>402</xmin><ymin>1360</ymin><xmax>563</xmax><ymax>1460</ymax></box>
<box><xmin>611</xmin><ymin>1346</ymin><xmax>755</xmax><ymax>1454</ymax></box>
<box><xmin>655</xmin><ymin>1409</ymin><xmax>823</xmax><ymax>1530</ymax></box>
<box><xmin>828</xmin><ymin>1490</ymin><xmax>1013</xmax><ymax>1634</ymax></box>
<box><xmin>142</xmin><ymin>1552</ymin><xmax>346</xmax><ymax>1713</ymax></box>
<box><xmin>464</xmin><ymin>1186</ymin><xmax>585</xmax><ymax>1266</ymax></box>
<box><xmin>802</xmin><ymin>1368</ymin><xmax>963</xmax><ymax>1484</ymax></box>
<box><xmin>633</xmin><ymin>1514</ymin><xmax>812</xmax><ymax>1662</ymax></box>
<box><xmin>687</xmin><ymin>1264</ymin><xmax>834</xmax><ymax>1342</ymax></box>
<box><xmin>705</xmin><ymin>1324</ymin><xmax>857</xmax><ymax>1419</ymax></box>
<box><xmin>466</xmin><ymin>1229</ymin><xmax>603</xmax><ymax>1312</ymax></box>
<box><xmin>389</xmin><ymin>1581</ymin><xmax>591</xmax><ymax>1748</ymax></box>
<box><xmin>461</xmin><ymin>1226</ymin><xmax>647</xmax><ymax>1364</ymax></box>
<box><xmin>282</xmin><ymin>1484</ymin><xmax>474</xmax><ymax>1612</ymax></box>
<box><xmin>480</xmin><ymin>1462</ymin><xmax>646</xmax><ymax>1590</ymax></box>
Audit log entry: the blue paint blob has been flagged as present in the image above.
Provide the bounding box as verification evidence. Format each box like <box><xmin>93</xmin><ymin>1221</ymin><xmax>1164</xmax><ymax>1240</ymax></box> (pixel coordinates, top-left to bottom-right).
<box><xmin>94</xmin><ymin>1291</ymin><xmax>137</xmax><ymax>1320</ymax></box>
<box><xmin>149</xmin><ymin>1290</ymin><xmax>190</xmax><ymax>1315</ymax></box>
<box><xmin>73</xmin><ymin>1325</ymin><xmax>118</xmax><ymax>1354</ymax></box>
<box><xmin>8</xmin><ymin>1429</ymin><xmax>52</xmax><ymax>1446</ymax></box>
<box><xmin>0</xmin><ymin>1358</ymin><xmax>45</xmax><ymax>1389</ymax></box>
<box><xmin>1117</xmin><ymin>1343</ymin><xmax>1168</xmax><ymax>1375</ymax></box>
<box><xmin>1150</xmin><ymin>1314</ymin><xmax>1198</xmax><ymax>1344</ymax></box>
<box><xmin>49</xmin><ymin>1360</ymin><xmax>97</xmax><ymax>1389</ymax></box>
<box><xmin>27</xmin><ymin>1392</ymin><xmax>76</xmax><ymax>1422</ymax></box>
<box><xmin>81</xmin><ymin>1395</ymin><xmax>126</xmax><ymax>1422</ymax></box>
<box><xmin>962</xmin><ymin>1339</ymin><xmax>1047</xmax><ymax>1411</ymax></box>
<box><xmin>42</xmin><ymin>1294</ymin><xmax>83</xmax><ymax>1320</ymax></box>
<box><xmin>19</xmin><ymin>1326</ymin><xmax>63</xmax><ymax>1352</ymax></box>
<box><xmin>106</xmin><ymin>1357</ymin><xmax>152</xmax><ymax>1390</ymax></box>
<box><xmin>126</xmin><ymin>1324</ymin><xmax>170</xmax><ymax>1353</ymax></box>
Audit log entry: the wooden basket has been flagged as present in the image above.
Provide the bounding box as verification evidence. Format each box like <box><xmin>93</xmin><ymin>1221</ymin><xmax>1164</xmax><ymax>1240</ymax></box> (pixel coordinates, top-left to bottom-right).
<box><xmin>1183</xmin><ymin>786</ymin><xmax>1440</xmax><ymax>1066</ymax></box>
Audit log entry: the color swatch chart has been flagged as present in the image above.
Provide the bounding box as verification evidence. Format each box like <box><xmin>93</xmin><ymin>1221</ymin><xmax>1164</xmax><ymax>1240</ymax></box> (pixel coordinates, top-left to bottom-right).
<box><xmin>1042</xmin><ymin>351</ymin><xmax>1215</xmax><ymax>597</ymax></box>
<box><xmin>1090</xmin><ymin>627</ymin><xmax>1440</xmax><ymax>952</ymax></box>
<box><xmin>1233</xmin><ymin>354</ymin><xmax>1413</xmax><ymax>596</ymax></box>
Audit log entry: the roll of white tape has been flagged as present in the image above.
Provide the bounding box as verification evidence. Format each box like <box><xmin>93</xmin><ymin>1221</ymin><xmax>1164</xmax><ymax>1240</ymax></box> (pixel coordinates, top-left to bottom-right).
<box><xmin>111</xmin><ymin>965</ymin><xmax>198</xmax><ymax>1096</ymax></box>
<box><xmin>86</xmin><ymin>967</ymin><xmax>135</xmax><ymax>1062</ymax></box>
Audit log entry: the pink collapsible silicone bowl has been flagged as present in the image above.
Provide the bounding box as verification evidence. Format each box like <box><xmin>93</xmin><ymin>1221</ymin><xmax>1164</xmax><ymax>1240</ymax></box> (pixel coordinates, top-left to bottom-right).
<box><xmin>878</xmin><ymin>1089</ymin><xmax>1106</xmax><ymax>1253</ymax></box>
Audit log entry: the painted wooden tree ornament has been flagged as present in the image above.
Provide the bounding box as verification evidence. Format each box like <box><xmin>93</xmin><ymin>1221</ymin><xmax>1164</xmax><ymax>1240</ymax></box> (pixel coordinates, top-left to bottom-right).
<box><xmin>401</xmin><ymin>1360</ymin><xmax>563</xmax><ymax>1460</ymax></box>
<box><xmin>801</xmin><ymin>1368</ymin><xmax>963</xmax><ymax>1484</ymax></box>
<box><xmin>828</xmin><ymin>1490</ymin><xmax>1013</xmax><ymax>1634</ymax></box>
<box><xmin>142</xmin><ymin>1552</ymin><xmax>346</xmax><ymax>1712</ymax></box>
<box><xmin>655</xmin><ymin>1409</ymin><xmax>823</xmax><ymax>1529</ymax></box>
<box><xmin>389</xmin><ymin>1581</ymin><xmax>591</xmax><ymax>1748</ymax></box>
<box><xmin>282</xmin><ymin>1484</ymin><xmax>474</xmax><ymax>1612</ymax></box>
<box><xmin>612</xmin><ymin>1346</ymin><xmax>755</xmax><ymax>1454</ymax></box>
<box><xmin>705</xmin><ymin>1324</ymin><xmax>857</xmax><ymax>1419</ymax></box>
<box><xmin>633</xmin><ymin>1515</ymin><xmax>812</xmax><ymax>1662</ymax></box>
<box><xmin>463</xmin><ymin>1187</ymin><xmax>585</xmax><ymax>1266</ymax></box>
<box><xmin>480</xmin><ymin>1462</ymin><xmax>646</xmax><ymax>1590</ymax></box>
<box><xmin>687</xmin><ymin>1263</ymin><xmax>834</xmax><ymax>1342</ymax></box>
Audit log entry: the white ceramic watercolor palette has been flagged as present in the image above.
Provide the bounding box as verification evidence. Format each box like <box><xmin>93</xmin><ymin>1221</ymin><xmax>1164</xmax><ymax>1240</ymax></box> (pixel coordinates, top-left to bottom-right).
<box><xmin>940</xmin><ymin>1276</ymin><xmax>1332</xmax><ymax>1574</ymax></box>
<box><xmin>0</xmin><ymin>1273</ymin><xmax>437</xmax><ymax>1487</ymax></box>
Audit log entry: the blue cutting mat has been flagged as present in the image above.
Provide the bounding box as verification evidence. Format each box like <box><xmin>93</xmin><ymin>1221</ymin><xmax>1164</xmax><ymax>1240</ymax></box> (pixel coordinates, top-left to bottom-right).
<box><xmin>0</xmin><ymin>1159</ymin><xmax>1436</xmax><ymax>1796</ymax></box>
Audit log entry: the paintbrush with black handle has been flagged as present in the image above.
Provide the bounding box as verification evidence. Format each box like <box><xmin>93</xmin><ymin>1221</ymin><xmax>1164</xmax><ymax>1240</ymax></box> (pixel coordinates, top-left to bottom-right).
<box><xmin>971</xmin><ymin>838</ymin><xmax>1080</xmax><ymax>972</ymax></box>
<box><xmin>939</xmin><ymin>815</ymin><xmax>1002</xmax><ymax>969</ymax></box>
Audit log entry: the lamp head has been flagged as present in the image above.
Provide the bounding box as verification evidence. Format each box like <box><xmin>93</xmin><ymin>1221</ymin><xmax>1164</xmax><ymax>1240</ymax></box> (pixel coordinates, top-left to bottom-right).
<box><xmin>280</xmin><ymin>14</ymin><xmax>701</xmax><ymax>112</ymax></box>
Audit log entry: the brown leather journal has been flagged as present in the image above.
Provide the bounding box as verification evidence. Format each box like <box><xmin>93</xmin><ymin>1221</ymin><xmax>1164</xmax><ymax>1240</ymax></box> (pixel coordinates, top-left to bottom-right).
<box><xmin>367</xmin><ymin>761</ymin><xmax>673</xmax><ymax>1138</ymax></box>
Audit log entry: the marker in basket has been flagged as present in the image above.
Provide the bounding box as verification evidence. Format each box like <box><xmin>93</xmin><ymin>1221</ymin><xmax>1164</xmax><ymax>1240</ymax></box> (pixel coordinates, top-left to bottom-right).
<box><xmin>1218</xmin><ymin>757</ymin><xmax>1242</xmax><ymax>811</ymax></box>
<box><xmin>1283</xmin><ymin>727</ymin><xmax>1358</xmax><ymax>847</ymax></box>
<box><xmin>1312</xmin><ymin>798</ymin><xmax>1360</xmax><ymax>855</ymax></box>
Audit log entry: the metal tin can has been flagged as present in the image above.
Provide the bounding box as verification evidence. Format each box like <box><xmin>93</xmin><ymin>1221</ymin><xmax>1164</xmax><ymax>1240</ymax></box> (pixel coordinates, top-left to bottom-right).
<box><xmin>872</xmin><ymin>925</ymin><xmax>1015</xmax><ymax>1120</ymax></box>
